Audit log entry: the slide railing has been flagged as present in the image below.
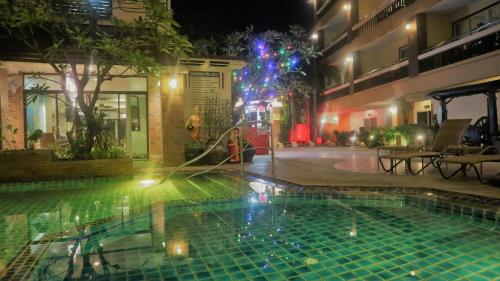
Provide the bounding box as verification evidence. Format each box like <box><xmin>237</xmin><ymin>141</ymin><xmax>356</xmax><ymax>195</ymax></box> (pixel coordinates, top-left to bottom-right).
<box><xmin>161</xmin><ymin>120</ymin><xmax>275</xmax><ymax>182</ymax></box>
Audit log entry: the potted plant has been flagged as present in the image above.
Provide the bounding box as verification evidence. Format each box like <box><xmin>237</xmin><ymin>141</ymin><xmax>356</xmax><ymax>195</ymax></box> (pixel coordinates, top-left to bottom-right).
<box><xmin>333</xmin><ymin>130</ymin><xmax>350</xmax><ymax>146</ymax></box>
<box><xmin>27</xmin><ymin>129</ymin><xmax>43</xmax><ymax>149</ymax></box>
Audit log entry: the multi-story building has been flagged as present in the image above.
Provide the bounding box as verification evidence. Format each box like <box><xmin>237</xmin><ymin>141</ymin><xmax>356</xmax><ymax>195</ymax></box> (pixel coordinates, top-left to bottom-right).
<box><xmin>312</xmin><ymin>0</ymin><xmax>499</xmax><ymax>140</ymax></box>
<box><xmin>0</xmin><ymin>0</ymin><xmax>244</xmax><ymax>165</ymax></box>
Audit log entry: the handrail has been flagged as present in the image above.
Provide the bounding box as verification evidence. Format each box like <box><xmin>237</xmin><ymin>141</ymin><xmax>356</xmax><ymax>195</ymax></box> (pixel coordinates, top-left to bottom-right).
<box><xmin>160</xmin><ymin>120</ymin><xmax>274</xmax><ymax>183</ymax></box>
<box><xmin>184</xmin><ymin>146</ymin><xmax>271</xmax><ymax>179</ymax></box>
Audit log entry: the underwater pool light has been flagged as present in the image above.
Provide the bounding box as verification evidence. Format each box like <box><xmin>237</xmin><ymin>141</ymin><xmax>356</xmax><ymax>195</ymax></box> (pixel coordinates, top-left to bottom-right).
<box><xmin>140</xmin><ymin>179</ymin><xmax>156</xmax><ymax>187</ymax></box>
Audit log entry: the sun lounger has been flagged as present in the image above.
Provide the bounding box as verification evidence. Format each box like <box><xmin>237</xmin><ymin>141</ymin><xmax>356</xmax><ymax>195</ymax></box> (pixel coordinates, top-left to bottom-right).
<box><xmin>378</xmin><ymin>119</ymin><xmax>472</xmax><ymax>175</ymax></box>
<box><xmin>376</xmin><ymin>145</ymin><xmax>422</xmax><ymax>170</ymax></box>
<box><xmin>436</xmin><ymin>147</ymin><xmax>500</xmax><ymax>183</ymax></box>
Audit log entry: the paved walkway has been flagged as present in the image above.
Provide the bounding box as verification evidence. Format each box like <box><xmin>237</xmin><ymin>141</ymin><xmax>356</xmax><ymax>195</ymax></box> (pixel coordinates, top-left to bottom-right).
<box><xmin>137</xmin><ymin>147</ymin><xmax>500</xmax><ymax>199</ymax></box>
<box><xmin>244</xmin><ymin>147</ymin><xmax>500</xmax><ymax>198</ymax></box>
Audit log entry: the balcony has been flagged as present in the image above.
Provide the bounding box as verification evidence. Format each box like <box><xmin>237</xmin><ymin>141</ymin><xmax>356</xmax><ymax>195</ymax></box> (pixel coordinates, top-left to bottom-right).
<box><xmin>354</xmin><ymin>60</ymin><xmax>409</xmax><ymax>93</ymax></box>
<box><xmin>352</xmin><ymin>0</ymin><xmax>415</xmax><ymax>37</ymax></box>
<box><xmin>319</xmin><ymin>83</ymin><xmax>349</xmax><ymax>103</ymax></box>
<box><xmin>321</xmin><ymin>31</ymin><xmax>349</xmax><ymax>58</ymax></box>
<box><xmin>419</xmin><ymin>21</ymin><xmax>500</xmax><ymax>73</ymax></box>
<box><xmin>319</xmin><ymin>21</ymin><xmax>499</xmax><ymax>101</ymax></box>
<box><xmin>319</xmin><ymin>0</ymin><xmax>416</xmax><ymax>62</ymax></box>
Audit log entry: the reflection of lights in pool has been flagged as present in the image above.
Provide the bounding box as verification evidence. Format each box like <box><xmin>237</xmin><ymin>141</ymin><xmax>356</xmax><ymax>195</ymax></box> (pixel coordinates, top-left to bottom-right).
<box><xmin>140</xmin><ymin>179</ymin><xmax>155</xmax><ymax>187</ymax></box>
<box><xmin>410</xmin><ymin>271</ymin><xmax>416</xmax><ymax>276</ymax></box>
<box><xmin>249</xmin><ymin>181</ymin><xmax>283</xmax><ymax>197</ymax></box>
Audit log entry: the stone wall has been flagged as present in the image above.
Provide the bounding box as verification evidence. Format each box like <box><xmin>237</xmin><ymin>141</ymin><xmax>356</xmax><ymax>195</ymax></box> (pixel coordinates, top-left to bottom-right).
<box><xmin>1</xmin><ymin>69</ymin><xmax>25</xmax><ymax>149</ymax></box>
<box><xmin>3</xmin><ymin>74</ymin><xmax>24</xmax><ymax>149</ymax></box>
<box><xmin>0</xmin><ymin>150</ymin><xmax>134</xmax><ymax>182</ymax></box>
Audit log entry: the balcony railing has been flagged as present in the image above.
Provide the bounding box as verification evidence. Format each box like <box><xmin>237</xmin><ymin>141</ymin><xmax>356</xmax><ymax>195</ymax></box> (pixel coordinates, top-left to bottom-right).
<box><xmin>354</xmin><ymin>60</ymin><xmax>409</xmax><ymax>93</ymax></box>
<box><xmin>321</xmin><ymin>31</ymin><xmax>349</xmax><ymax>57</ymax></box>
<box><xmin>319</xmin><ymin>83</ymin><xmax>349</xmax><ymax>103</ymax></box>
<box><xmin>352</xmin><ymin>0</ymin><xmax>415</xmax><ymax>38</ymax></box>
<box><xmin>419</xmin><ymin>24</ymin><xmax>500</xmax><ymax>73</ymax></box>
<box><xmin>319</xmin><ymin>17</ymin><xmax>499</xmax><ymax>102</ymax></box>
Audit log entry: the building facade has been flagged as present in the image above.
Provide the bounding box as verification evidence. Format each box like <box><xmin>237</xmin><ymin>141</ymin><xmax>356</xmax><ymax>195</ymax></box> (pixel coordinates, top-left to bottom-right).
<box><xmin>0</xmin><ymin>0</ymin><xmax>244</xmax><ymax>165</ymax></box>
<box><xmin>313</xmin><ymin>0</ymin><xmax>499</xmax><ymax>140</ymax></box>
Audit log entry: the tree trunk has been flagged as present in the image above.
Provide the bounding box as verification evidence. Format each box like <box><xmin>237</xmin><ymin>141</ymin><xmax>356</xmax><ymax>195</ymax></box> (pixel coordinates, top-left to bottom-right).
<box><xmin>290</xmin><ymin>93</ymin><xmax>297</xmax><ymax>146</ymax></box>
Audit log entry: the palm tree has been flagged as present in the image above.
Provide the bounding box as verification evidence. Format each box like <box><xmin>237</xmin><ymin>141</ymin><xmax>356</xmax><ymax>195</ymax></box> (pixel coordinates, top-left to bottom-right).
<box><xmin>193</xmin><ymin>37</ymin><xmax>219</xmax><ymax>57</ymax></box>
<box><xmin>274</xmin><ymin>75</ymin><xmax>308</xmax><ymax>145</ymax></box>
<box><xmin>221</xmin><ymin>32</ymin><xmax>245</xmax><ymax>57</ymax></box>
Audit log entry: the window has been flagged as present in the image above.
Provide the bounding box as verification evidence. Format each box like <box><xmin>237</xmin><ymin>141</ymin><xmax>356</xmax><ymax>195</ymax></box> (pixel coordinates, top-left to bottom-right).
<box><xmin>130</xmin><ymin>96</ymin><xmax>141</xmax><ymax>131</ymax></box>
<box><xmin>363</xmin><ymin>117</ymin><xmax>377</xmax><ymax>130</ymax></box>
<box><xmin>452</xmin><ymin>2</ymin><xmax>500</xmax><ymax>37</ymax></box>
<box><xmin>53</xmin><ymin>0</ymin><xmax>112</xmax><ymax>19</ymax></box>
<box><xmin>398</xmin><ymin>45</ymin><xmax>408</xmax><ymax>61</ymax></box>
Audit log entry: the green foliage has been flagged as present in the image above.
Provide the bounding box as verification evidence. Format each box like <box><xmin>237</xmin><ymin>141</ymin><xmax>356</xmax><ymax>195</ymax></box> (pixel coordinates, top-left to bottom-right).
<box><xmin>384</xmin><ymin>125</ymin><xmax>419</xmax><ymax>145</ymax></box>
<box><xmin>358</xmin><ymin>125</ymin><xmax>422</xmax><ymax>147</ymax></box>
<box><xmin>221</xmin><ymin>32</ymin><xmax>245</xmax><ymax>57</ymax></box>
<box><xmin>333</xmin><ymin>130</ymin><xmax>352</xmax><ymax>146</ymax></box>
<box><xmin>193</xmin><ymin>37</ymin><xmax>219</xmax><ymax>57</ymax></box>
<box><xmin>279</xmin><ymin>101</ymin><xmax>292</xmax><ymax>144</ymax></box>
<box><xmin>93</xmin><ymin>111</ymin><xmax>114</xmax><ymax>151</ymax></box>
<box><xmin>91</xmin><ymin>146</ymin><xmax>127</xmax><ymax>159</ymax></box>
<box><xmin>27</xmin><ymin>129</ymin><xmax>44</xmax><ymax>148</ymax></box>
<box><xmin>359</xmin><ymin>129</ymin><xmax>385</xmax><ymax>148</ymax></box>
<box><xmin>51</xmin><ymin>143</ymin><xmax>72</xmax><ymax>160</ymax></box>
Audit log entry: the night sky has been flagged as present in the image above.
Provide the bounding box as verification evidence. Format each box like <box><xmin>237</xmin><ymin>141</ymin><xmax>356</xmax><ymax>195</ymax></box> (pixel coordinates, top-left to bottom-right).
<box><xmin>171</xmin><ymin>0</ymin><xmax>314</xmax><ymax>40</ymax></box>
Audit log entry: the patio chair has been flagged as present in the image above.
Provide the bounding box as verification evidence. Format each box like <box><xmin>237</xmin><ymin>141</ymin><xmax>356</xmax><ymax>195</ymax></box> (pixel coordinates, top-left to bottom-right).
<box><xmin>378</xmin><ymin>119</ymin><xmax>472</xmax><ymax>175</ymax></box>
<box><xmin>436</xmin><ymin>146</ymin><xmax>500</xmax><ymax>184</ymax></box>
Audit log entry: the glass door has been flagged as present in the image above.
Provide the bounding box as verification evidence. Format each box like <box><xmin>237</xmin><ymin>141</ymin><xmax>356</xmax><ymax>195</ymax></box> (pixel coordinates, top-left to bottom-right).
<box><xmin>124</xmin><ymin>94</ymin><xmax>148</xmax><ymax>159</ymax></box>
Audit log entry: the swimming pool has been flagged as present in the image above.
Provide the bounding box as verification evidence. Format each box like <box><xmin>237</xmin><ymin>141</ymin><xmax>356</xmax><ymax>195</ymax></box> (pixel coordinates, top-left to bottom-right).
<box><xmin>0</xmin><ymin>173</ymin><xmax>499</xmax><ymax>280</ymax></box>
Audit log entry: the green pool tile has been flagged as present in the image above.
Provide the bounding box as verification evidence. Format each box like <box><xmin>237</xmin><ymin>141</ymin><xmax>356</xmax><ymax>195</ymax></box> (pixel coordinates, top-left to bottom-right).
<box><xmin>339</xmin><ymin>271</ymin><xmax>357</xmax><ymax>280</ymax></box>
<box><xmin>478</xmin><ymin>269</ymin><xmax>499</xmax><ymax>279</ymax></box>
<box><xmin>468</xmin><ymin>275</ymin><xmax>491</xmax><ymax>281</ymax></box>
<box><xmin>362</xmin><ymin>274</ymin><xmax>385</xmax><ymax>281</ymax></box>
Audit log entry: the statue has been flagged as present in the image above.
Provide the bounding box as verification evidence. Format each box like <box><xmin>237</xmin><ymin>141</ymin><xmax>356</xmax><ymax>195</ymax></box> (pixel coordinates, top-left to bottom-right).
<box><xmin>228</xmin><ymin>128</ymin><xmax>240</xmax><ymax>163</ymax></box>
<box><xmin>186</xmin><ymin>105</ymin><xmax>202</xmax><ymax>144</ymax></box>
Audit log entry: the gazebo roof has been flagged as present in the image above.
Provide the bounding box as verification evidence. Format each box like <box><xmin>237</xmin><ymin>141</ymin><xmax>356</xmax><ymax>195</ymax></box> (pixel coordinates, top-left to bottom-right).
<box><xmin>428</xmin><ymin>79</ymin><xmax>500</xmax><ymax>100</ymax></box>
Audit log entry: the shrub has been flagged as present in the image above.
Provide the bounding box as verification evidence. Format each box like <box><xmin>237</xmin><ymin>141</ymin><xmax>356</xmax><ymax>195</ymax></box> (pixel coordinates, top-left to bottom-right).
<box><xmin>51</xmin><ymin>143</ymin><xmax>72</xmax><ymax>160</ymax></box>
<box><xmin>91</xmin><ymin>146</ymin><xmax>128</xmax><ymax>159</ymax></box>
<box><xmin>333</xmin><ymin>130</ymin><xmax>353</xmax><ymax>146</ymax></box>
<box><xmin>383</xmin><ymin>125</ymin><xmax>420</xmax><ymax>145</ymax></box>
<box><xmin>359</xmin><ymin>129</ymin><xmax>384</xmax><ymax>148</ymax></box>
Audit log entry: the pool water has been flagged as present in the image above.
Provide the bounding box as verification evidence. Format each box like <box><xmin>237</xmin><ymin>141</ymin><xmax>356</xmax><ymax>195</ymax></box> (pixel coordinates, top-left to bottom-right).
<box><xmin>0</xmin><ymin>174</ymin><xmax>499</xmax><ymax>281</ymax></box>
